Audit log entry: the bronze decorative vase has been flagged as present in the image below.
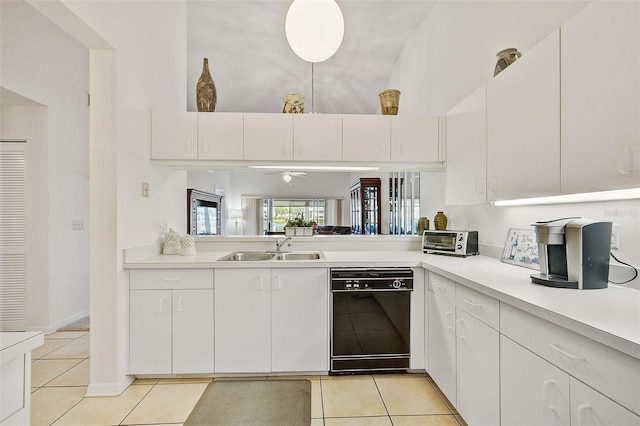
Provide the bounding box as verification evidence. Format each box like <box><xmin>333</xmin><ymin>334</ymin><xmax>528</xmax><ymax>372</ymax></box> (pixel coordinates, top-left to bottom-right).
<box><xmin>196</xmin><ymin>58</ymin><xmax>217</xmax><ymax>112</ymax></box>
<box><xmin>494</xmin><ymin>48</ymin><xmax>522</xmax><ymax>77</ymax></box>
<box><xmin>434</xmin><ymin>211</ymin><xmax>448</xmax><ymax>231</ymax></box>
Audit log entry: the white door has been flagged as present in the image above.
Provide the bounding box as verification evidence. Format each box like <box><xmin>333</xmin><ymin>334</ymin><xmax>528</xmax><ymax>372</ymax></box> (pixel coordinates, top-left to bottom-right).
<box><xmin>501</xmin><ymin>335</ymin><xmax>570</xmax><ymax>426</ymax></box>
<box><xmin>427</xmin><ymin>282</ymin><xmax>456</xmax><ymax>405</ymax></box>
<box><xmin>0</xmin><ymin>142</ymin><xmax>27</xmax><ymax>331</ymax></box>
<box><xmin>243</xmin><ymin>113</ymin><xmax>294</xmax><ymax>161</ymax></box>
<box><xmin>150</xmin><ymin>111</ymin><xmax>197</xmax><ymax>160</ymax></box>
<box><xmin>445</xmin><ymin>86</ymin><xmax>487</xmax><ymax>205</ymax></box>
<box><xmin>129</xmin><ymin>289</ymin><xmax>172</xmax><ymax>374</ymax></box>
<box><xmin>197</xmin><ymin>112</ymin><xmax>244</xmax><ymax>160</ymax></box>
<box><xmin>570</xmin><ymin>378</ymin><xmax>640</xmax><ymax>426</ymax></box>
<box><xmin>342</xmin><ymin>115</ymin><xmax>391</xmax><ymax>162</ymax></box>
<box><xmin>561</xmin><ymin>1</ymin><xmax>640</xmax><ymax>193</ymax></box>
<box><xmin>455</xmin><ymin>308</ymin><xmax>500</xmax><ymax>426</ymax></box>
<box><xmin>172</xmin><ymin>289</ymin><xmax>214</xmax><ymax>374</ymax></box>
<box><xmin>271</xmin><ymin>268</ymin><xmax>328</xmax><ymax>372</ymax></box>
<box><xmin>390</xmin><ymin>115</ymin><xmax>439</xmax><ymax>162</ymax></box>
<box><xmin>293</xmin><ymin>114</ymin><xmax>342</xmax><ymax>161</ymax></box>
<box><xmin>214</xmin><ymin>269</ymin><xmax>271</xmax><ymax>373</ymax></box>
<box><xmin>486</xmin><ymin>30</ymin><xmax>561</xmax><ymax>201</ymax></box>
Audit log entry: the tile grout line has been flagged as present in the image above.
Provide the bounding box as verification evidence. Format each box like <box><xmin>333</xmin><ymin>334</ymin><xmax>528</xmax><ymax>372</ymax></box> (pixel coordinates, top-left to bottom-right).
<box><xmin>371</xmin><ymin>375</ymin><xmax>394</xmax><ymax>425</ymax></box>
<box><xmin>117</xmin><ymin>381</ymin><xmax>157</xmax><ymax>426</ymax></box>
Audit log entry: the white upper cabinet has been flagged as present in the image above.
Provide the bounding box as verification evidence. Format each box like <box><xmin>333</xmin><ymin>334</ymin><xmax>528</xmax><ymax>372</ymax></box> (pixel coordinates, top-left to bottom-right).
<box><xmin>293</xmin><ymin>114</ymin><xmax>342</xmax><ymax>161</ymax></box>
<box><xmin>390</xmin><ymin>115</ymin><xmax>439</xmax><ymax>162</ymax></box>
<box><xmin>446</xmin><ymin>86</ymin><xmax>487</xmax><ymax>205</ymax></box>
<box><xmin>486</xmin><ymin>29</ymin><xmax>561</xmax><ymax>201</ymax></box>
<box><xmin>342</xmin><ymin>115</ymin><xmax>391</xmax><ymax>162</ymax></box>
<box><xmin>560</xmin><ymin>1</ymin><xmax>640</xmax><ymax>194</ymax></box>
<box><xmin>151</xmin><ymin>111</ymin><xmax>197</xmax><ymax>160</ymax></box>
<box><xmin>243</xmin><ymin>113</ymin><xmax>294</xmax><ymax>161</ymax></box>
<box><xmin>197</xmin><ymin>112</ymin><xmax>244</xmax><ymax>160</ymax></box>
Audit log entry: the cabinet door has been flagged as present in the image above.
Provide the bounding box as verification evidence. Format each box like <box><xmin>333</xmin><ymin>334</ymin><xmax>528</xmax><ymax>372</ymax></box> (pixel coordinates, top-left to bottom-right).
<box><xmin>172</xmin><ymin>289</ymin><xmax>214</xmax><ymax>374</ymax></box>
<box><xmin>427</xmin><ymin>283</ymin><xmax>456</xmax><ymax>405</ymax></box>
<box><xmin>455</xmin><ymin>308</ymin><xmax>500</xmax><ymax>426</ymax></box>
<box><xmin>486</xmin><ymin>30</ymin><xmax>561</xmax><ymax>201</ymax></box>
<box><xmin>197</xmin><ymin>112</ymin><xmax>244</xmax><ymax>160</ymax></box>
<box><xmin>214</xmin><ymin>269</ymin><xmax>271</xmax><ymax>373</ymax></box>
<box><xmin>342</xmin><ymin>115</ymin><xmax>391</xmax><ymax>161</ymax></box>
<box><xmin>390</xmin><ymin>115</ymin><xmax>439</xmax><ymax>162</ymax></box>
<box><xmin>446</xmin><ymin>86</ymin><xmax>487</xmax><ymax>205</ymax></box>
<box><xmin>570</xmin><ymin>378</ymin><xmax>640</xmax><ymax>426</ymax></box>
<box><xmin>151</xmin><ymin>111</ymin><xmax>197</xmax><ymax>160</ymax></box>
<box><xmin>293</xmin><ymin>114</ymin><xmax>342</xmax><ymax>161</ymax></box>
<box><xmin>243</xmin><ymin>113</ymin><xmax>293</xmax><ymax>161</ymax></box>
<box><xmin>271</xmin><ymin>268</ymin><xmax>328</xmax><ymax>372</ymax></box>
<box><xmin>561</xmin><ymin>2</ymin><xmax>640</xmax><ymax>193</ymax></box>
<box><xmin>501</xmin><ymin>335</ymin><xmax>570</xmax><ymax>426</ymax></box>
<box><xmin>129</xmin><ymin>289</ymin><xmax>172</xmax><ymax>374</ymax></box>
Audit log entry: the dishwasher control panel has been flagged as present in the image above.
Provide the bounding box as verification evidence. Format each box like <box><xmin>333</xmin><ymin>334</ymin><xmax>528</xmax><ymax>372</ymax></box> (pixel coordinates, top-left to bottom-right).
<box><xmin>330</xmin><ymin>268</ymin><xmax>413</xmax><ymax>291</ymax></box>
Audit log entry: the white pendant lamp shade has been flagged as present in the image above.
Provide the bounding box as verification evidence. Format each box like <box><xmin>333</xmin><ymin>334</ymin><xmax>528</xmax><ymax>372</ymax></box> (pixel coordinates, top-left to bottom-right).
<box><xmin>285</xmin><ymin>0</ymin><xmax>345</xmax><ymax>63</ymax></box>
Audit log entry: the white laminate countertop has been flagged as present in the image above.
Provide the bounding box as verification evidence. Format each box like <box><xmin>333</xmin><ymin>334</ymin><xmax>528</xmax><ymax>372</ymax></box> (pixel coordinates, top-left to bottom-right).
<box><xmin>0</xmin><ymin>331</ymin><xmax>44</xmax><ymax>361</ymax></box>
<box><xmin>124</xmin><ymin>250</ymin><xmax>640</xmax><ymax>359</ymax></box>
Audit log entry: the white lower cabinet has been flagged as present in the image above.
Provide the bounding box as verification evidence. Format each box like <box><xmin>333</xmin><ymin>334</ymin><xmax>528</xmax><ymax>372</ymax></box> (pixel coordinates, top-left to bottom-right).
<box><xmin>129</xmin><ymin>269</ymin><xmax>214</xmax><ymax>375</ymax></box>
<box><xmin>214</xmin><ymin>268</ymin><xmax>328</xmax><ymax>374</ymax></box>
<box><xmin>427</xmin><ymin>274</ymin><xmax>457</xmax><ymax>406</ymax></box>
<box><xmin>271</xmin><ymin>268</ymin><xmax>328</xmax><ymax>372</ymax></box>
<box><xmin>129</xmin><ymin>288</ymin><xmax>214</xmax><ymax>374</ymax></box>
<box><xmin>570</xmin><ymin>378</ymin><xmax>640</xmax><ymax>426</ymax></box>
<box><xmin>455</xmin><ymin>308</ymin><xmax>499</xmax><ymax>425</ymax></box>
<box><xmin>501</xmin><ymin>335</ymin><xmax>570</xmax><ymax>426</ymax></box>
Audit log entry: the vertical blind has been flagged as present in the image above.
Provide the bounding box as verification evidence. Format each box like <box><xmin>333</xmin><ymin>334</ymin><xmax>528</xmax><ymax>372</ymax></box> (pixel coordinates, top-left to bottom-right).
<box><xmin>0</xmin><ymin>141</ymin><xmax>27</xmax><ymax>331</ymax></box>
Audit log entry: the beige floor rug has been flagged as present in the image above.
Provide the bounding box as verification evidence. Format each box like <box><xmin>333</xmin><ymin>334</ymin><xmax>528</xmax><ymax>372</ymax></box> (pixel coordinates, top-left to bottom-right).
<box><xmin>57</xmin><ymin>316</ymin><xmax>90</xmax><ymax>331</ymax></box>
<box><xmin>184</xmin><ymin>380</ymin><xmax>311</xmax><ymax>426</ymax></box>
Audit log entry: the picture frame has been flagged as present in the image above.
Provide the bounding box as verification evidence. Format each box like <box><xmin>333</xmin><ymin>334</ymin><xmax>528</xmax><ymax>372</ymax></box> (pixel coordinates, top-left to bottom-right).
<box><xmin>501</xmin><ymin>228</ymin><xmax>539</xmax><ymax>270</ymax></box>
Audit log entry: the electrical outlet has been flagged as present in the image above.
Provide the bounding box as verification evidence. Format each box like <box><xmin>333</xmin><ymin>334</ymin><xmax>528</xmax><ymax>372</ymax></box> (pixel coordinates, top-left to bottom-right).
<box><xmin>142</xmin><ymin>182</ymin><xmax>150</xmax><ymax>198</ymax></box>
<box><xmin>72</xmin><ymin>219</ymin><xmax>84</xmax><ymax>230</ymax></box>
<box><xmin>611</xmin><ymin>223</ymin><xmax>620</xmax><ymax>250</ymax></box>
<box><xmin>158</xmin><ymin>220</ymin><xmax>168</xmax><ymax>234</ymax></box>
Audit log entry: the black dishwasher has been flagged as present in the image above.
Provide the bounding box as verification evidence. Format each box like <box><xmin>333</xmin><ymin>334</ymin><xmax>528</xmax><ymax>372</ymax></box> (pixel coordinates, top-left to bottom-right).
<box><xmin>330</xmin><ymin>268</ymin><xmax>413</xmax><ymax>374</ymax></box>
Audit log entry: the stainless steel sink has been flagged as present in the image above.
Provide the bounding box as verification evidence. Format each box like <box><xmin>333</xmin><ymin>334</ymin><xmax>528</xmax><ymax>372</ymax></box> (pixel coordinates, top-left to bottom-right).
<box><xmin>217</xmin><ymin>251</ymin><xmax>277</xmax><ymax>261</ymax></box>
<box><xmin>274</xmin><ymin>252</ymin><xmax>323</xmax><ymax>261</ymax></box>
<box><xmin>217</xmin><ymin>251</ymin><xmax>323</xmax><ymax>261</ymax></box>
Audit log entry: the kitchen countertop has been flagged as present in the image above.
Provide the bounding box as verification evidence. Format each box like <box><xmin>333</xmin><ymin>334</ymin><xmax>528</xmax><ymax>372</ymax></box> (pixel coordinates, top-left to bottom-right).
<box><xmin>124</xmin><ymin>250</ymin><xmax>640</xmax><ymax>360</ymax></box>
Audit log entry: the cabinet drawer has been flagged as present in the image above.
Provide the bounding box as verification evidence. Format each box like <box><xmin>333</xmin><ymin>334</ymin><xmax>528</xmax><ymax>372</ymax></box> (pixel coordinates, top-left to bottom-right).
<box><xmin>130</xmin><ymin>269</ymin><xmax>213</xmax><ymax>290</ymax></box>
<box><xmin>501</xmin><ymin>303</ymin><xmax>640</xmax><ymax>415</ymax></box>
<box><xmin>456</xmin><ymin>284</ymin><xmax>499</xmax><ymax>330</ymax></box>
<box><xmin>428</xmin><ymin>273</ymin><xmax>456</xmax><ymax>305</ymax></box>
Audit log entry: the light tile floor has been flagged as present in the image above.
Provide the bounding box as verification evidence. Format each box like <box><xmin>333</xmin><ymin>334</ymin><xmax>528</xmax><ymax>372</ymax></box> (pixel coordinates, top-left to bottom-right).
<box><xmin>32</xmin><ymin>332</ymin><xmax>466</xmax><ymax>425</ymax></box>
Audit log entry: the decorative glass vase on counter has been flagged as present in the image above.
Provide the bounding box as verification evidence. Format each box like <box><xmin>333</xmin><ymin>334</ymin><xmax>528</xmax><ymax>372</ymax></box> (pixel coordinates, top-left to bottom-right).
<box><xmin>434</xmin><ymin>211</ymin><xmax>448</xmax><ymax>230</ymax></box>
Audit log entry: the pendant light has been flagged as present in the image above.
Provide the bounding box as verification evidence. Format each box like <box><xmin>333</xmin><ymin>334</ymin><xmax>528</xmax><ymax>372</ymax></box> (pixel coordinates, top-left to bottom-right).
<box><xmin>285</xmin><ymin>0</ymin><xmax>345</xmax><ymax>63</ymax></box>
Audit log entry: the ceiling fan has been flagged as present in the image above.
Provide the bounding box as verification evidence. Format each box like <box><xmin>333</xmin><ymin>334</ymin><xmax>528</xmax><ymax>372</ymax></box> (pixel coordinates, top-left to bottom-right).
<box><xmin>266</xmin><ymin>171</ymin><xmax>307</xmax><ymax>183</ymax></box>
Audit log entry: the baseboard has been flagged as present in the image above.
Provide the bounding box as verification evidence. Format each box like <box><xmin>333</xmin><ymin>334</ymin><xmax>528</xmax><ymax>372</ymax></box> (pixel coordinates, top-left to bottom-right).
<box><xmin>85</xmin><ymin>375</ymin><xmax>134</xmax><ymax>397</ymax></box>
<box><xmin>46</xmin><ymin>309</ymin><xmax>90</xmax><ymax>334</ymax></box>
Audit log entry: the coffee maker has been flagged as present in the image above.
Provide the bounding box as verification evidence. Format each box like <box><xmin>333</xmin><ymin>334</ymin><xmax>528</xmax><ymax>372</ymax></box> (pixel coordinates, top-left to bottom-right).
<box><xmin>531</xmin><ymin>217</ymin><xmax>612</xmax><ymax>289</ymax></box>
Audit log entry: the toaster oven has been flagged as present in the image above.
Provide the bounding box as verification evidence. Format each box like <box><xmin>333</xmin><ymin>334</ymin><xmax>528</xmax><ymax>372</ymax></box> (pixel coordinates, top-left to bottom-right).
<box><xmin>422</xmin><ymin>230</ymin><xmax>479</xmax><ymax>257</ymax></box>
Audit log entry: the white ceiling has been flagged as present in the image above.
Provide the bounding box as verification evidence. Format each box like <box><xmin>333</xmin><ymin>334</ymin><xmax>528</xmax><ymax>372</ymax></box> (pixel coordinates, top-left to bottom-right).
<box><xmin>186</xmin><ymin>1</ymin><xmax>437</xmax><ymax>115</ymax></box>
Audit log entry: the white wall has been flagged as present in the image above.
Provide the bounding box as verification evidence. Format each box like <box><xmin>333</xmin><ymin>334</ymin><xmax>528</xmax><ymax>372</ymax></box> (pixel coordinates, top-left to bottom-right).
<box><xmin>61</xmin><ymin>0</ymin><xmax>189</xmax><ymax>394</ymax></box>
<box><xmin>1</xmin><ymin>0</ymin><xmax>90</xmax><ymax>330</ymax></box>
<box><xmin>389</xmin><ymin>1</ymin><xmax>640</xmax><ymax>273</ymax></box>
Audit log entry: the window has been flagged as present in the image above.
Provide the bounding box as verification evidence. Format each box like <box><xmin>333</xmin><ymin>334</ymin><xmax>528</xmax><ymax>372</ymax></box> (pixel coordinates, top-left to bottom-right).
<box><xmin>262</xmin><ymin>199</ymin><xmax>326</xmax><ymax>233</ymax></box>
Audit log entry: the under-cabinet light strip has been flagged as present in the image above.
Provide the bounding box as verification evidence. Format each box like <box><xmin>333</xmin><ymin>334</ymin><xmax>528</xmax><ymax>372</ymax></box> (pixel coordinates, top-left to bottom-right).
<box><xmin>248</xmin><ymin>165</ymin><xmax>380</xmax><ymax>171</ymax></box>
<box><xmin>492</xmin><ymin>188</ymin><xmax>640</xmax><ymax>206</ymax></box>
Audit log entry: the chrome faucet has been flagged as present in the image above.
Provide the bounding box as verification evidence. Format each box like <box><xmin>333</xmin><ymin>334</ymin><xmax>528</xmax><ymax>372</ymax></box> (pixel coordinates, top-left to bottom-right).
<box><xmin>275</xmin><ymin>237</ymin><xmax>292</xmax><ymax>253</ymax></box>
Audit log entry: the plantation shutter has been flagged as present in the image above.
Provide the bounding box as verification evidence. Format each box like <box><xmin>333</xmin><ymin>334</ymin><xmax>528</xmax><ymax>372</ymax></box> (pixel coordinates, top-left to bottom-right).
<box><xmin>0</xmin><ymin>141</ymin><xmax>27</xmax><ymax>331</ymax></box>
